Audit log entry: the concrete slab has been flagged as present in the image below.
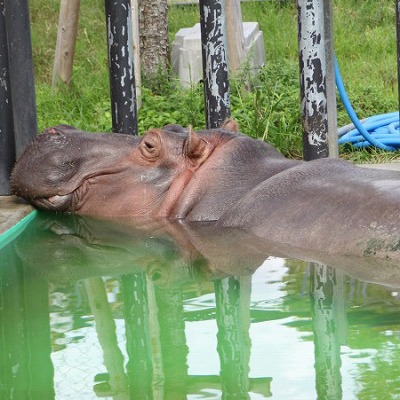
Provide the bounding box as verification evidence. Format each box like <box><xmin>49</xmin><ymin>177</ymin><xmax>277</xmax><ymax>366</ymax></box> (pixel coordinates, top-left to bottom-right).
<box><xmin>0</xmin><ymin>196</ymin><xmax>34</xmax><ymax>235</ymax></box>
<box><xmin>171</xmin><ymin>22</ymin><xmax>266</xmax><ymax>87</ymax></box>
<box><xmin>361</xmin><ymin>162</ymin><xmax>400</xmax><ymax>171</ymax></box>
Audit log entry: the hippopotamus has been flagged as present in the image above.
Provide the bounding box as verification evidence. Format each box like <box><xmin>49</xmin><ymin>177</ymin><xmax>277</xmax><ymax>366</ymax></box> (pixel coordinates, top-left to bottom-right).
<box><xmin>10</xmin><ymin>120</ymin><xmax>400</xmax><ymax>261</ymax></box>
<box><xmin>10</xmin><ymin>120</ymin><xmax>299</xmax><ymax>219</ymax></box>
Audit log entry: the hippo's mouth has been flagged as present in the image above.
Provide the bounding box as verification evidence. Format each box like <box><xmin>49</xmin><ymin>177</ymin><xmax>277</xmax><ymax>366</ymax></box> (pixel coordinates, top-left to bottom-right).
<box><xmin>31</xmin><ymin>194</ymin><xmax>74</xmax><ymax>212</ymax></box>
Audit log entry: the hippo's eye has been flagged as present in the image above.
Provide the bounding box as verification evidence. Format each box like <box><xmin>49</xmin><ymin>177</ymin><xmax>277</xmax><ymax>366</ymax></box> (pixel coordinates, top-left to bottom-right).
<box><xmin>144</xmin><ymin>140</ymin><xmax>155</xmax><ymax>152</ymax></box>
<box><xmin>140</xmin><ymin>130</ymin><xmax>161</xmax><ymax>158</ymax></box>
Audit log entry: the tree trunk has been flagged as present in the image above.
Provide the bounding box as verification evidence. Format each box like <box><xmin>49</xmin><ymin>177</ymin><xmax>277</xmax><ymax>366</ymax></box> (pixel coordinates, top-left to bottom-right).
<box><xmin>52</xmin><ymin>0</ymin><xmax>80</xmax><ymax>87</ymax></box>
<box><xmin>138</xmin><ymin>0</ymin><xmax>169</xmax><ymax>81</ymax></box>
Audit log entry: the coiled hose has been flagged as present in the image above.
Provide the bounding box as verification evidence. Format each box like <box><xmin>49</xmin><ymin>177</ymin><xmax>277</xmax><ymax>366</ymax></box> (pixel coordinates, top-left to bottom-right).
<box><xmin>335</xmin><ymin>57</ymin><xmax>400</xmax><ymax>151</ymax></box>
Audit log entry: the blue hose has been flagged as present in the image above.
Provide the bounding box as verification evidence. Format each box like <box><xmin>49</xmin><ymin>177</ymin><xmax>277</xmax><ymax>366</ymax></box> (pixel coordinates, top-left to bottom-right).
<box><xmin>335</xmin><ymin>57</ymin><xmax>400</xmax><ymax>151</ymax></box>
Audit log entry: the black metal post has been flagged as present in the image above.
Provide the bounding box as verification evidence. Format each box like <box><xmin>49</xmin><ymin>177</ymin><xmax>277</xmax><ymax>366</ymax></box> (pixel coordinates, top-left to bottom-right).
<box><xmin>4</xmin><ymin>0</ymin><xmax>37</xmax><ymax>157</ymax></box>
<box><xmin>199</xmin><ymin>0</ymin><xmax>231</xmax><ymax>129</ymax></box>
<box><xmin>0</xmin><ymin>0</ymin><xmax>14</xmax><ymax>195</ymax></box>
<box><xmin>105</xmin><ymin>0</ymin><xmax>138</xmax><ymax>135</ymax></box>
<box><xmin>1</xmin><ymin>0</ymin><xmax>37</xmax><ymax>194</ymax></box>
<box><xmin>396</xmin><ymin>0</ymin><xmax>400</xmax><ymax>125</ymax></box>
<box><xmin>297</xmin><ymin>0</ymin><xmax>337</xmax><ymax>160</ymax></box>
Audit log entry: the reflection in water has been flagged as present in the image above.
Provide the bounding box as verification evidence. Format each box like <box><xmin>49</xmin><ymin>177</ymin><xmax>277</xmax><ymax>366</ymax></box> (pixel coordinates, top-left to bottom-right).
<box><xmin>0</xmin><ymin>242</ymin><xmax>54</xmax><ymax>399</ymax></box>
<box><xmin>310</xmin><ymin>264</ymin><xmax>346</xmax><ymax>400</ymax></box>
<box><xmin>122</xmin><ymin>273</ymin><xmax>153</xmax><ymax>399</ymax></box>
<box><xmin>2</xmin><ymin>212</ymin><xmax>400</xmax><ymax>398</ymax></box>
<box><xmin>215</xmin><ymin>277</ymin><xmax>251</xmax><ymax>399</ymax></box>
<box><xmin>85</xmin><ymin>277</ymin><xmax>129</xmax><ymax>399</ymax></box>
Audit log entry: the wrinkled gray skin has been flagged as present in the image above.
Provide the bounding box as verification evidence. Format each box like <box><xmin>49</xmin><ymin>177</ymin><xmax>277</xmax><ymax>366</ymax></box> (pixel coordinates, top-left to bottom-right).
<box><xmin>10</xmin><ymin>121</ymin><xmax>400</xmax><ymax>261</ymax></box>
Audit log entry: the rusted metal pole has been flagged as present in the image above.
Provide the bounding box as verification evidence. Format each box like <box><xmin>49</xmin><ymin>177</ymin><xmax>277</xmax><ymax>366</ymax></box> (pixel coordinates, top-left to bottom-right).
<box><xmin>297</xmin><ymin>0</ymin><xmax>337</xmax><ymax>160</ymax></box>
<box><xmin>105</xmin><ymin>0</ymin><xmax>138</xmax><ymax>135</ymax></box>
<box><xmin>199</xmin><ymin>0</ymin><xmax>231</xmax><ymax>129</ymax></box>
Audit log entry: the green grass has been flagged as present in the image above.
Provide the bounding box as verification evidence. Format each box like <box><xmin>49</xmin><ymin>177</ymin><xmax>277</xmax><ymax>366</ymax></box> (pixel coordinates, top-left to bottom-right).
<box><xmin>29</xmin><ymin>0</ymin><xmax>400</xmax><ymax>161</ymax></box>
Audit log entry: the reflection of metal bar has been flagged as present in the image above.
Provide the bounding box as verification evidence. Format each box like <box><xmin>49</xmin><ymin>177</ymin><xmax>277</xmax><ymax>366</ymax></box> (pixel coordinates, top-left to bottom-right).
<box><xmin>214</xmin><ymin>275</ymin><xmax>251</xmax><ymax>398</ymax></box>
<box><xmin>199</xmin><ymin>0</ymin><xmax>231</xmax><ymax>128</ymax></box>
<box><xmin>146</xmin><ymin>278</ymin><xmax>164</xmax><ymax>399</ymax></box>
<box><xmin>122</xmin><ymin>273</ymin><xmax>153</xmax><ymax>399</ymax></box>
<box><xmin>310</xmin><ymin>263</ymin><xmax>346</xmax><ymax>399</ymax></box>
<box><xmin>0</xmin><ymin>250</ymin><xmax>54</xmax><ymax>398</ymax></box>
<box><xmin>84</xmin><ymin>277</ymin><xmax>129</xmax><ymax>399</ymax></box>
<box><xmin>155</xmin><ymin>287</ymin><xmax>188</xmax><ymax>398</ymax></box>
<box><xmin>297</xmin><ymin>0</ymin><xmax>337</xmax><ymax>160</ymax></box>
<box><xmin>22</xmin><ymin>265</ymin><xmax>54</xmax><ymax>398</ymax></box>
<box><xmin>105</xmin><ymin>0</ymin><xmax>138</xmax><ymax>135</ymax></box>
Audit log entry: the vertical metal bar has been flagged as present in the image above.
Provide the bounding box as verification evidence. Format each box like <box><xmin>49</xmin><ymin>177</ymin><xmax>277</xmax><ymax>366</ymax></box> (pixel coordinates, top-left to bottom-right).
<box><xmin>4</xmin><ymin>0</ymin><xmax>37</xmax><ymax>158</ymax></box>
<box><xmin>105</xmin><ymin>0</ymin><xmax>138</xmax><ymax>135</ymax></box>
<box><xmin>396</xmin><ymin>0</ymin><xmax>400</xmax><ymax>124</ymax></box>
<box><xmin>199</xmin><ymin>0</ymin><xmax>231</xmax><ymax>129</ymax></box>
<box><xmin>0</xmin><ymin>0</ymin><xmax>14</xmax><ymax>194</ymax></box>
<box><xmin>297</xmin><ymin>0</ymin><xmax>338</xmax><ymax>160</ymax></box>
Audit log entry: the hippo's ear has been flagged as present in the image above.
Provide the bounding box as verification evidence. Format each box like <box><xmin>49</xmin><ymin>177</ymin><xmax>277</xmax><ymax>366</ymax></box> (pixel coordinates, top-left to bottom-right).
<box><xmin>220</xmin><ymin>118</ymin><xmax>239</xmax><ymax>132</ymax></box>
<box><xmin>185</xmin><ymin>126</ymin><xmax>211</xmax><ymax>166</ymax></box>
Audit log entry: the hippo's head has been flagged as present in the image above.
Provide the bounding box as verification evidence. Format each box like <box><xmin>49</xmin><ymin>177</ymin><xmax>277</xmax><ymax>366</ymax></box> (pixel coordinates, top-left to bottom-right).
<box><xmin>10</xmin><ymin>123</ymin><xmax>238</xmax><ymax>217</ymax></box>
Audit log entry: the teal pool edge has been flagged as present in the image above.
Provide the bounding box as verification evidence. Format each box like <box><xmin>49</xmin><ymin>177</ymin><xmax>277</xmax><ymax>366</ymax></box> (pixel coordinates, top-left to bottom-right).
<box><xmin>0</xmin><ymin>210</ymin><xmax>37</xmax><ymax>250</ymax></box>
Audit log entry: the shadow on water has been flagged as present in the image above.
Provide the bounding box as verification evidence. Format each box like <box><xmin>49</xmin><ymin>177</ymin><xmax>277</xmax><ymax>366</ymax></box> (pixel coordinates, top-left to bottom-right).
<box><xmin>2</xmin><ymin>212</ymin><xmax>400</xmax><ymax>399</ymax></box>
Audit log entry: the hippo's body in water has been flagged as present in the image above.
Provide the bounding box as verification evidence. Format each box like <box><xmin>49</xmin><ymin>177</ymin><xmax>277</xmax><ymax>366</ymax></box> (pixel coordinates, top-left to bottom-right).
<box><xmin>10</xmin><ymin>121</ymin><xmax>400</xmax><ymax>261</ymax></box>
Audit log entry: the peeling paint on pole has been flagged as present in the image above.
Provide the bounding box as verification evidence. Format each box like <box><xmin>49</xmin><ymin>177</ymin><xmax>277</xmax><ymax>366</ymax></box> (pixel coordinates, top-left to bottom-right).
<box><xmin>199</xmin><ymin>0</ymin><xmax>231</xmax><ymax>129</ymax></box>
<box><xmin>105</xmin><ymin>0</ymin><xmax>138</xmax><ymax>135</ymax></box>
<box><xmin>297</xmin><ymin>0</ymin><xmax>337</xmax><ymax>160</ymax></box>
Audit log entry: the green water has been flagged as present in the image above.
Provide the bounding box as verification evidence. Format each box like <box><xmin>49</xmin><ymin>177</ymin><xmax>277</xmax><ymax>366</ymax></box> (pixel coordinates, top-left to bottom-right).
<box><xmin>1</xmin><ymin>212</ymin><xmax>400</xmax><ymax>399</ymax></box>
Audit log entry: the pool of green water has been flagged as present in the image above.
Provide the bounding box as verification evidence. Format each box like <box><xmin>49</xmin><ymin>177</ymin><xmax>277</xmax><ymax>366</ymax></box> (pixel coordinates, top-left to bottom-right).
<box><xmin>1</xmin><ymin>212</ymin><xmax>400</xmax><ymax>399</ymax></box>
